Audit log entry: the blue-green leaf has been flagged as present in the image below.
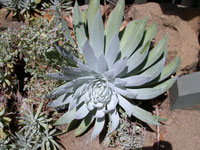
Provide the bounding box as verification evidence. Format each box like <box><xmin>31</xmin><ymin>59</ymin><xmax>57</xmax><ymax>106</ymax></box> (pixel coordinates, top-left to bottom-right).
<box><xmin>88</xmin><ymin>0</ymin><xmax>100</xmax><ymax>36</ymax></box>
<box><xmin>120</xmin><ymin>18</ymin><xmax>146</xmax><ymax>58</ymax></box>
<box><xmin>97</xmin><ymin>54</ymin><xmax>107</xmax><ymax>73</ymax></box>
<box><xmin>131</xmin><ymin>104</ymin><xmax>161</xmax><ymax>125</ymax></box>
<box><xmin>130</xmin><ymin>76</ymin><xmax>177</xmax><ymax>100</ymax></box>
<box><xmin>105</xmin><ymin>0</ymin><xmax>124</xmax><ymax>49</ymax></box>
<box><xmin>82</xmin><ymin>40</ymin><xmax>98</xmax><ymax>71</ymax></box>
<box><xmin>123</xmin><ymin>58</ymin><xmax>165</xmax><ymax>87</ymax></box>
<box><xmin>75</xmin><ymin>112</ymin><xmax>95</xmax><ymax>136</ymax></box>
<box><xmin>54</xmin><ymin>108</ymin><xmax>76</xmax><ymax>125</ymax></box>
<box><xmin>73</xmin><ymin>1</ymin><xmax>87</xmax><ymax>53</ymax></box>
<box><xmin>105</xmin><ymin>33</ymin><xmax>120</xmax><ymax>69</ymax></box>
<box><xmin>91</xmin><ymin>8</ymin><xmax>104</xmax><ymax>58</ymax></box>
<box><xmin>91</xmin><ymin>117</ymin><xmax>105</xmax><ymax>140</ymax></box>
<box><xmin>109</xmin><ymin>109</ymin><xmax>119</xmax><ymax>133</ymax></box>
<box><xmin>61</xmin><ymin>18</ymin><xmax>74</xmax><ymax>45</ymax></box>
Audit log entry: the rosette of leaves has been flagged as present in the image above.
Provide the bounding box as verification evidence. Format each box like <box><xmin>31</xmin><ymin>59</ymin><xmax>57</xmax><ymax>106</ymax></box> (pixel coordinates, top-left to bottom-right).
<box><xmin>18</xmin><ymin>100</ymin><xmax>52</xmax><ymax>133</ymax></box>
<box><xmin>0</xmin><ymin>0</ymin><xmax>42</xmax><ymax>21</ymax></box>
<box><xmin>16</xmin><ymin>101</ymin><xmax>61</xmax><ymax>150</ymax></box>
<box><xmin>47</xmin><ymin>0</ymin><xmax>180</xmax><ymax>140</ymax></box>
<box><xmin>40</xmin><ymin>125</ymin><xmax>60</xmax><ymax>150</ymax></box>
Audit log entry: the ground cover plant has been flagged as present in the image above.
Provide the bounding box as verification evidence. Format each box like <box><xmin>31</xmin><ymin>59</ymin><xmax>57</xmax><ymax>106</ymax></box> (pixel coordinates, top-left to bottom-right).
<box><xmin>47</xmin><ymin>0</ymin><xmax>180</xmax><ymax>141</ymax></box>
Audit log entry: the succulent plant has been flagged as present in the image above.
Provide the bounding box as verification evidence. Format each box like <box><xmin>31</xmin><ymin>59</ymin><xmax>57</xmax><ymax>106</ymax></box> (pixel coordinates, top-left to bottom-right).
<box><xmin>0</xmin><ymin>0</ymin><xmax>41</xmax><ymax>21</ymax></box>
<box><xmin>18</xmin><ymin>100</ymin><xmax>52</xmax><ymax>133</ymax></box>
<box><xmin>47</xmin><ymin>0</ymin><xmax>180</xmax><ymax>140</ymax></box>
<box><xmin>40</xmin><ymin>125</ymin><xmax>60</xmax><ymax>150</ymax></box>
<box><xmin>14</xmin><ymin>100</ymin><xmax>61</xmax><ymax>150</ymax></box>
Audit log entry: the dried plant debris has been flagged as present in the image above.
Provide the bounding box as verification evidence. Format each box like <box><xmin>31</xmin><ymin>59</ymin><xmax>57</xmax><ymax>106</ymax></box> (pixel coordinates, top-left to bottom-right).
<box><xmin>104</xmin><ymin>112</ymin><xmax>146</xmax><ymax>150</ymax></box>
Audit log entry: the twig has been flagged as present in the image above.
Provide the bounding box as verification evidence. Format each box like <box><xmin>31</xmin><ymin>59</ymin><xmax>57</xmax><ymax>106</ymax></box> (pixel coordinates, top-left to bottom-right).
<box><xmin>155</xmin><ymin>105</ymin><xmax>160</xmax><ymax>150</ymax></box>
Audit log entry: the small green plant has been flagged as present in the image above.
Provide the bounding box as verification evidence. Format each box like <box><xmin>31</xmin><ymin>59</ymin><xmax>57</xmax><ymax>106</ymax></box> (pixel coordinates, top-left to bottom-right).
<box><xmin>47</xmin><ymin>0</ymin><xmax>180</xmax><ymax>140</ymax></box>
<box><xmin>0</xmin><ymin>106</ymin><xmax>11</xmax><ymax>139</ymax></box>
<box><xmin>11</xmin><ymin>100</ymin><xmax>61</xmax><ymax>150</ymax></box>
<box><xmin>0</xmin><ymin>17</ymin><xmax>76</xmax><ymax>98</ymax></box>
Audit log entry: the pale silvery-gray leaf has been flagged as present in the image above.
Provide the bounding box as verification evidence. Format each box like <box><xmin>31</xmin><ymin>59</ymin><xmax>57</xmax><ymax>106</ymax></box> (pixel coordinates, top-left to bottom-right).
<box><xmin>109</xmin><ymin>109</ymin><xmax>119</xmax><ymax>133</ymax></box>
<box><xmin>91</xmin><ymin>117</ymin><xmax>105</xmax><ymax>140</ymax></box>
<box><xmin>90</xmin><ymin>8</ymin><xmax>104</xmax><ymax>58</ymax></box>
<box><xmin>105</xmin><ymin>32</ymin><xmax>120</xmax><ymax>69</ymax></box>
<box><xmin>82</xmin><ymin>40</ymin><xmax>98</xmax><ymax>71</ymax></box>
<box><xmin>75</xmin><ymin>103</ymin><xmax>90</xmax><ymax>120</ymax></box>
<box><xmin>47</xmin><ymin>94</ymin><xmax>72</xmax><ymax>107</ymax></box>
<box><xmin>97</xmin><ymin>54</ymin><xmax>108</xmax><ymax>73</ymax></box>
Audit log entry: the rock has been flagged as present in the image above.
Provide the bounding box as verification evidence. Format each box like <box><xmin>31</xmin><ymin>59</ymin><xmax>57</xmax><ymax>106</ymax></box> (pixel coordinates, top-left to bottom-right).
<box><xmin>126</xmin><ymin>3</ymin><xmax>200</xmax><ymax>75</ymax></box>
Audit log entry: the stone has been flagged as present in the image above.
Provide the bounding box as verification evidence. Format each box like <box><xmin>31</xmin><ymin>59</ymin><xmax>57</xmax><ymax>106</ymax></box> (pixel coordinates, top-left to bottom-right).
<box><xmin>170</xmin><ymin>71</ymin><xmax>200</xmax><ymax>110</ymax></box>
<box><xmin>126</xmin><ymin>3</ymin><xmax>200</xmax><ymax>75</ymax></box>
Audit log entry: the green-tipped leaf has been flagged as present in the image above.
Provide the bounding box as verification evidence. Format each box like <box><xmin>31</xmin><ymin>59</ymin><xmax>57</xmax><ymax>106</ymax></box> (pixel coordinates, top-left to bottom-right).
<box><xmin>105</xmin><ymin>0</ymin><xmax>124</xmax><ymax>49</ymax></box>
<box><xmin>73</xmin><ymin>1</ymin><xmax>87</xmax><ymax>52</ymax></box>
<box><xmin>54</xmin><ymin>108</ymin><xmax>76</xmax><ymax>125</ymax></box>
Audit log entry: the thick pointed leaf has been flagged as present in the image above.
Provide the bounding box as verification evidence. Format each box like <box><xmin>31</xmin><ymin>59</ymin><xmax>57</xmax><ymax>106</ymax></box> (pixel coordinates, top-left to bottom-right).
<box><xmin>73</xmin><ymin>1</ymin><xmax>87</xmax><ymax>53</ymax></box>
<box><xmin>131</xmin><ymin>104</ymin><xmax>161</xmax><ymax>125</ymax></box>
<box><xmin>113</xmin><ymin>78</ymin><xmax>127</xmax><ymax>87</ymax></box>
<box><xmin>91</xmin><ymin>117</ymin><xmax>105</xmax><ymax>140</ymax></box>
<box><xmin>74</xmin><ymin>112</ymin><xmax>95</xmax><ymax>136</ymax></box>
<box><xmin>113</xmin><ymin>58</ymin><xmax>127</xmax><ymax>77</ymax></box>
<box><xmin>47</xmin><ymin>94</ymin><xmax>72</xmax><ymax>107</ymax></box>
<box><xmin>88</xmin><ymin>0</ymin><xmax>100</xmax><ymax>36</ymax></box>
<box><xmin>77</xmin><ymin>61</ymin><xmax>98</xmax><ymax>75</ymax></box>
<box><xmin>117</xmin><ymin>94</ymin><xmax>133</xmax><ymax>117</ymax></box>
<box><xmin>61</xmin><ymin>18</ymin><xmax>74</xmax><ymax>44</ymax></box>
<box><xmin>91</xmin><ymin>8</ymin><xmax>104</xmax><ymax>58</ymax></box>
<box><xmin>50</xmin><ymin>76</ymin><xmax>92</xmax><ymax>97</ymax></box>
<box><xmin>130</xmin><ymin>76</ymin><xmax>177</xmax><ymax>100</ymax></box>
<box><xmin>126</xmin><ymin>40</ymin><xmax>150</xmax><ymax>73</ymax></box>
<box><xmin>123</xmin><ymin>58</ymin><xmax>165</xmax><ymax>87</ymax></box>
<box><xmin>109</xmin><ymin>109</ymin><xmax>119</xmax><ymax>133</ymax></box>
<box><xmin>103</xmin><ymin>70</ymin><xmax>114</xmax><ymax>80</ymax></box>
<box><xmin>138</xmin><ymin>34</ymin><xmax>168</xmax><ymax>73</ymax></box>
<box><xmin>46</xmin><ymin>73</ymin><xmax>74</xmax><ymax>81</ymax></box>
<box><xmin>157</xmin><ymin>56</ymin><xmax>180</xmax><ymax>82</ymax></box>
<box><xmin>143</xmin><ymin>23</ymin><xmax>157</xmax><ymax>44</ymax></box>
<box><xmin>120</xmin><ymin>18</ymin><xmax>146</xmax><ymax>58</ymax></box>
<box><xmin>55</xmin><ymin>44</ymin><xmax>79</xmax><ymax>65</ymax></box>
<box><xmin>104</xmin><ymin>94</ymin><xmax>118</xmax><ymax>113</ymax></box>
<box><xmin>115</xmin><ymin>87</ymin><xmax>137</xmax><ymax>99</ymax></box>
<box><xmin>94</xmin><ymin>108</ymin><xmax>106</xmax><ymax>118</ymax></box>
<box><xmin>75</xmin><ymin>104</ymin><xmax>89</xmax><ymax>120</ymax></box>
<box><xmin>147</xmin><ymin>56</ymin><xmax>180</xmax><ymax>85</ymax></box>
<box><xmin>97</xmin><ymin>54</ymin><xmax>107</xmax><ymax>73</ymax></box>
<box><xmin>105</xmin><ymin>33</ymin><xmax>120</xmax><ymax>69</ymax></box>
<box><xmin>82</xmin><ymin>40</ymin><xmax>98</xmax><ymax>71</ymax></box>
<box><xmin>61</xmin><ymin>66</ymin><xmax>91</xmax><ymax>77</ymax></box>
<box><xmin>35</xmin><ymin>100</ymin><xmax>44</xmax><ymax>119</ymax></box>
<box><xmin>54</xmin><ymin>108</ymin><xmax>76</xmax><ymax>125</ymax></box>
<box><xmin>105</xmin><ymin>0</ymin><xmax>124</xmax><ymax>49</ymax></box>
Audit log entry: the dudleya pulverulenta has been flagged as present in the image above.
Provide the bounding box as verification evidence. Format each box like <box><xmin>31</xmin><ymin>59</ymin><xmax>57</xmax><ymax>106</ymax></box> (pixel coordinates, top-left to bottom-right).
<box><xmin>47</xmin><ymin>0</ymin><xmax>180</xmax><ymax>140</ymax></box>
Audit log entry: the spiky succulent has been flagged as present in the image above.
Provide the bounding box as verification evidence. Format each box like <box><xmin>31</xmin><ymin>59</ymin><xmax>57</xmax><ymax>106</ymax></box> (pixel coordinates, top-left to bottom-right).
<box><xmin>47</xmin><ymin>0</ymin><xmax>180</xmax><ymax>140</ymax></box>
